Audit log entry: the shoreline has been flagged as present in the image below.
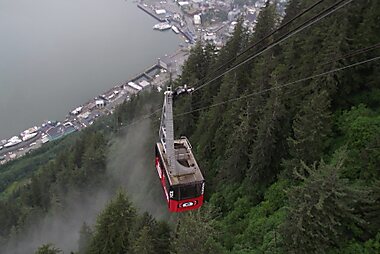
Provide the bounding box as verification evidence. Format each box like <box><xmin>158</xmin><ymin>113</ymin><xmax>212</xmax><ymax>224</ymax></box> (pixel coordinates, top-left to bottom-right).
<box><xmin>0</xmin><ymin>3</ymin><xmax>190</xmax><ymax>165</ymax></box>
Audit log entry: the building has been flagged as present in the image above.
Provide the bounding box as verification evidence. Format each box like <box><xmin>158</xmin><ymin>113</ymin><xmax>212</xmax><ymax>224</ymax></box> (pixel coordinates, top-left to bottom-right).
<box><xmin>192</xmin><ymin>0</ymin><xmax>203</xmax><ymax>8</ymax></box>
<box><xmin>139</xmin><ymin>80</ymin><xmax>150</xmax><ymax>89</ymax></box>
<box><xmin>204</xmin><ymin>32</ymin><xmax>216</xmax><ymax>42</ymax></box>
<box><xmin>194</xmin><ymin>14</ymin><xmax>201</xmax><ymax>25</ymax></box>
<box><xmin>228</xmin><ymin>9</ymin><xmax>240</xmax><ymax>21</ymax></box>
<box><xmin>46</xmin><ymin>124</ymin><xmax>65</xmax><ymax>141</ymax></box>
<box><xmin>155</xmin><ymin>9</ymin><xmax>166</xmax><ymax>15</ymax></box>
<box><xmin>95</xmin><ymin>99</ymin><xmax>106</xmax><ymax>109</ymax></box>
<box><xmin>63</xmin><ymin>122</ymin><xmax>77</xmax><ymax>135</ymax></box>
<box><xmin>178</xmin><ymin>1</ymin><xmax>190</xmax><ymax>7</ymax></box>
<box><xmin>124</xmin><ymin>82</ymin><xmax>142</xmax><ymax>94</ymax></box>
<box><xmin>228</xmin><ymin>21</ymin><xmax>238</xmax><ymax>34</ymax></box>
<box><xmin>71</xmin><ymin>106</ymin><xmax>83</xmax><ymax>115</ymax></box>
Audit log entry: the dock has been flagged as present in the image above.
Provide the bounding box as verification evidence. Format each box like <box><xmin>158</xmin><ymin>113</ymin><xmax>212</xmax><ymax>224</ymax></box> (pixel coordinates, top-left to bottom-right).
<box><xmin>178</xmin><ymin>27</ymin><xmax>195</xmax><ymax>43</ymax></box>
<box><xmin>137</xmin><ymin>4</ymin><xmax>166</xmax><ymax>23</ymax></box>
<box><xmin>130</xmin><ymin>59</ymin><xmax>168</xmax><ymax>83</ymax></box>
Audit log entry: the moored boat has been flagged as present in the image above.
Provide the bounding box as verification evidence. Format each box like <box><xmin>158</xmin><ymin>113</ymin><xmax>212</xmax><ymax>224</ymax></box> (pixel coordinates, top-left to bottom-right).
<box><xmin>171</xmin><ymin>25</ymin><xmax>180</xmax><ymax>34</ymax></box>
<box><xmin>22</xmin><ymin>132</ymin><xmax>38</xmax><ymax>142</ymax></box>
<box><xmin>153</xmin><ymin>22</ymin><xmax>171</xmax><ymax>31</ymax></box>
<box><xmin>4</xmin><ymin>136</ymin><xmax>22</xmax><ymax>148</ymax></box>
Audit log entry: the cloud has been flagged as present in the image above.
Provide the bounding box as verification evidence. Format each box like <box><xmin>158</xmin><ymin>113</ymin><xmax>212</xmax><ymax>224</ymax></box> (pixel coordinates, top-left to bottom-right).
<box><xmin>2</xmin><ymin>115</ymin><xmax>175</xmax><ymax>254</ymax></box>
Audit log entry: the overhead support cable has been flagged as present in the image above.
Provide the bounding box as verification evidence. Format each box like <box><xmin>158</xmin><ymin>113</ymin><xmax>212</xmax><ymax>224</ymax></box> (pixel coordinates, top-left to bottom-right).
<box><xmin>193</xmin><ymin>0</ymin><xmax>353</xmax><ymax>92</ymax></box>
<box><xmin>178</xmin><ymin>56</ymin><xmax>380</xmax><ymax>117</ymax></box>
<box><xmin>201</xmin><ymin>0</ymin><xmax>326</xmax><ymax>83</ymax></box>
<box><xmin>320</xmin><ymin>41</ymin><xmax>380</xmax><ymax>66</ymax></box>
<box><xmin>117</xmin><ymin>55</ymin><xmax>380</xmax><ymax>128</ymax></box>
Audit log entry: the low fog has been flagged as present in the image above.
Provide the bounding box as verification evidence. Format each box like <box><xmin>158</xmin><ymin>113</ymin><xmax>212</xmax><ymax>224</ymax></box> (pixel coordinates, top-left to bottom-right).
<box><xmin>2</xmin><ymin>117</ymin><xmax>174</xmax><ymax>253</ymax></box>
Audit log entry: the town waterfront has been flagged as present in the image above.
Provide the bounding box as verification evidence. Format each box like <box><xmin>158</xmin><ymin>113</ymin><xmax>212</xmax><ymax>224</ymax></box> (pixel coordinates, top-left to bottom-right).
<box><xmin>0</xmin><ymin>0</ymin><xmax>181</xmax><ymax>139</ymax></box>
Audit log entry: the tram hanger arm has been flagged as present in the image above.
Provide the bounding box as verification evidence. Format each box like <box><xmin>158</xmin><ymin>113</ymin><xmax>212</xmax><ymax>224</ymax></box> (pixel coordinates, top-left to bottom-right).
<box><xmin>172</xmin><ymin>85</ymin><xmax>194</xmax><ymax>100</ymax></box>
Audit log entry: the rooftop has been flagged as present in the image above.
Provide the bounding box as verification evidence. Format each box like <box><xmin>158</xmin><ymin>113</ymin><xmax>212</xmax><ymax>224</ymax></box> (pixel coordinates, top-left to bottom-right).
<box><xmin>156</xmin><ymin>137</ymin><xmax>204</xmax><ymax>186</ymax></box>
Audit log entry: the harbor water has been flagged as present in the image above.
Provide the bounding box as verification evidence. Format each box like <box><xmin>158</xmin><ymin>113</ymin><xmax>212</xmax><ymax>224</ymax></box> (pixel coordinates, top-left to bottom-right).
<box><xmin>0</xmin><ymin>0</ymin><xmax>181</xmax><ymax>139</ymax></box>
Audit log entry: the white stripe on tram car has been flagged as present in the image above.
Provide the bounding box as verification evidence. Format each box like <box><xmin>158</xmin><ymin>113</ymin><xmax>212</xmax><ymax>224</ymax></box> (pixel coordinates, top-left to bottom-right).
<box><xmin>155</xmin><ymin>158</ymin><xmax>162</xmax><ymax>179</ymax></box>
<box><xmin>163</xmin><ymin>186</ymin><xmax>169</xmax><ymax>201</ymax></box>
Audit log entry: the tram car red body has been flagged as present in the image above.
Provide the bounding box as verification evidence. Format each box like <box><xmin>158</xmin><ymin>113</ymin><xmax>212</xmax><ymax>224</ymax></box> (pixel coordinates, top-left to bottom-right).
<box><xmin>155</xmin><ymin>137</ymin><xmax>205</xmax><ymax>212</ymax></box>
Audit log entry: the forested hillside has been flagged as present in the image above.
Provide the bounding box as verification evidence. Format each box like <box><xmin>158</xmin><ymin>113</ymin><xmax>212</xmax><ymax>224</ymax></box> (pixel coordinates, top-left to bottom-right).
<box><xmin>1</xmin><ymin>0</ymin><xmax>380</xmax><ymax>253</ymax></box>
<box><xmin>175</xmin><ymin>0</ymin><xmax>380</xmax><ymax>252</ymax></box>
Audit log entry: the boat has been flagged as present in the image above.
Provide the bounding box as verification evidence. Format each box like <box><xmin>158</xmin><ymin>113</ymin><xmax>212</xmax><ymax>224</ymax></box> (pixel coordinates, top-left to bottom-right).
<box><xmin>153</xmin><ymin>22</ymin><xmax>172</xmax><ymax>31</ymax></box>
<box><xmin>4</xmin><ymin>136</ymin><xmax>22</xmax><ymax>148</ymax></box>
<box><xmin>171</xmin><ymin>25</ymin><xmax>180</xmax><ymax>34</ymax></box>
<box><xmin>21</xmin><ymin>126</ymin><xmax>39</xmax><ymax>135</ymax></box>
<box><xmin>22</xmin><ymin>132</ymin><xmax>38</xmax><ymax>142</ymax></box>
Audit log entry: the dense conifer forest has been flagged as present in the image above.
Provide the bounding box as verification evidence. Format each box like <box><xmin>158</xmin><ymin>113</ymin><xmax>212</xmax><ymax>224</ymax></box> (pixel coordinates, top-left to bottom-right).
<box><xmin>0</xmin><ymin>0</ymin><xmax>379</xmax><ymax>253</ymax></box>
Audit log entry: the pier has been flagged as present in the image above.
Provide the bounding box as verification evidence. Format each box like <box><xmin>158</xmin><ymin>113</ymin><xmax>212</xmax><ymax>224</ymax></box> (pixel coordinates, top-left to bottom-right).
<box><xmin>130</xmin><ymin>59</ymin><xmax>168</xmax><ymax>83</ymax></box>
<box><xmin>137</xmin><ymin>4</ymin><xmax>166</xmax><ymax>23</ymax></box>
<box><xmin>178</xmin><ymin>27</ymin><xmax>195</xmax><ymax>43</ymax></box>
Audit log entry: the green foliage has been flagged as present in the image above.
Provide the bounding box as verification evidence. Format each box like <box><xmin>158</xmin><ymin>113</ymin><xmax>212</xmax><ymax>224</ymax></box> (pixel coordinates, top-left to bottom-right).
<box><xmin>211</xmin><ymin>180</ymin><xmax>289</xmax><ymax>252</ymax></box>
<box><xmin>172</xmin><ymin>208</ymin><xmax>226</xmax><ymax>254</ymax></box>
<box><xmin>0</xmin><ymin>200</ymin><xmax>21</xmax><ymax>239</ymax></box>
<box><xmin>131</xmin><ymin>226</ymin><xmax>155</xmax><ymax>254</ymax></box>
<box><xmin>0</xmin><ymin>137</ymin><xmax>69</xmax><ymax>197</ymax></box>
<box><xmin>1</xmin><ymin>1</ymin><xmax>380</xmax><ymax>253</ymax></box>
<box><xmin>0</xmin><ymin>129</ymin><xmax>108</xmax><ymax>242</ymax></box>
<box><xmin>35</xmin><ymin>244</ymin><xmax>62</xmax><ymax>254</ymax></box>
<box><xmin>87</xmin><ymin>191</ymin><xmax>136</xmax><ymax>254</ymax></box>
<box><xmin>281</xmin><ymin>156</ymin><xmax>371</xmax><ymax>254</ymax></box>
<box><xmin>78</xmin><ymin>222</ymin><xmax>92</xmax><ymax>254</ymax></box>
<box><xmin>85</xmin><ymin>190</ymin><xmax>171</xmax><ymax>254</ymax></box>
<box><xmin>335</xmin><ymin>105</ymin><xmax>380</xmax><ymax>180</ymax></box>
<box><xmin>0</xmin><ymin>90</ymin><xmax>164</xmax><ymax>251</ymax></box>
<box><xmin>329</xmin><ymin>233</ymin><xmax>380</xmax><ymax>254</ymax></box>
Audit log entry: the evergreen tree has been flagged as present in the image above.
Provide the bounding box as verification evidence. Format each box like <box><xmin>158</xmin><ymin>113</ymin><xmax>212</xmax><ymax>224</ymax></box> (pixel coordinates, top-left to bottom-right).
<box><xmin>213</xmin><ymin>19</ymin><xmax>247</xmax><ymax>77</ymax></box>
<box><xmin>248</xmin><ymin>79</ymin><xmax>288</xmax><ymax>186</ymax></box>
<box><xmin>191</xmin><ymin>73</ymin><xmax>239</xmax><ymax>190</ymax></box>
<box><xmin>282</xmin><ymin>89</ymin><xmax>332</xmax><ymax>176</ymax></box>
<box><xmin>131</xmin><ymin>226</ymin><xmax>155</xmax><ymax>254</ymax></box>
<box><xmin>152</xmin><ymin>221</ymin><xmax>171</xmax><ymax>254</ymax></box>
<box><xmin>281</xmin><ymin>155</ymin><xmax>370</xmax><ymax>253</ymax></box>
<box><xmin>87</xmin><ymin>191</ymin><xmax>136</xmax><ymax>254</ymax></box>
<box><xmin>174</xmin><ymin>42</ymin><xmax>216</xmax><ymax>137</ymax></box>
<box><xmin>172</xmin><ymin>209</ymin><xmax>226</xmax><ymax>254</ymax></box>
<box><xmin>35</xmin><ymin>244</ymin><xmax>62</xmax><ymax>254</ymax></box>
<box><xmin>220</xmin><ymin>108</ymin><xmax>250</xmax><ymax>183</ymax></box>
<box><xmin>0</xmin><ymin>201</ymin><xmax>21</xmax><ymax>238</ymax></box>
<box><xmin>78</xmin><ymin>222</ymin><xmax>92</xmax><ymax>254</ymax></box>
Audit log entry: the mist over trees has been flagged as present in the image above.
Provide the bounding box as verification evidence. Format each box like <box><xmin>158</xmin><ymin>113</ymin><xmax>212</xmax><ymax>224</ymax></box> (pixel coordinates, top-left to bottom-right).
<box><xmin>1</xmin><ymin>0</ymin><xmax>380</xmax><ymax>253</ymax></box>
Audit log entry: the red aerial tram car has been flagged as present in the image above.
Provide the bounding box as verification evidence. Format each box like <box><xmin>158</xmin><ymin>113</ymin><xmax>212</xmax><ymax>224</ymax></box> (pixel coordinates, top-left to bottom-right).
<box><xmin>155</xmin><ymin>86</ymin><xmax>205</xmax><ymax>212</ymax></box>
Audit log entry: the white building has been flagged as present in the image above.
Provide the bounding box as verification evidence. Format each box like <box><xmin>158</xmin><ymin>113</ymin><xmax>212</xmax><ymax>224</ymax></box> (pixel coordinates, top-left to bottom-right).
<box><xmin>204</xmin><ymin>32</ymin><xmax>216</xmax><ymax>42</ymax></box>
<box><xmin>194</xmin><ymin>14</ymin><xmax>201</xmax><ymax>25</ymax></box>
<box><xmin>95</xmin><ymin>99</ymin><xmax>106</xmax><ymax>109</ymax></box>
<box><xmin>155</xmin><ymin>9</ymin><xmax>166</xmax><ymax>15</ymax></box>
<box><xmin>71</xmin><ymin>106</ymin><xmax>83</xmax><ymax>115</ymax></box>
<box><xmin>124</xmin><ymin>82</ymin><xmax>142</xmax><ymax>94</ymax></box>
<box><xmin>228</xmin><ymin>21</ymin><xmax>238</xmax><ymax>34</ymax></box>
<box><xmin>178</xmin><ymin>1</ymin><xmax>189</xmax><ymax>7</ymax></box>
<box><xmin>139</xmin><ymin>80</ymin><xmax>150</xmax><ymax>89</ymax></box>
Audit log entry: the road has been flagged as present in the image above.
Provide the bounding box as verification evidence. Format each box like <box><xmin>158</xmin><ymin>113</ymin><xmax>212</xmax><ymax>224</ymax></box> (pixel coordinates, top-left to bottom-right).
<box><xmin>0</xmin><ymin>133</ymin><xmax>43</xmax><ymax>164</ymax></box>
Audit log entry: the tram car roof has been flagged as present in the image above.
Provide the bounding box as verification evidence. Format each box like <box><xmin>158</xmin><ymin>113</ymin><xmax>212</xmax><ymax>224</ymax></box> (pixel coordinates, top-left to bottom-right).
<box><xmin>156</xmin><ymin>137</ymin><xmax>204</xmax><ymax>186</ymax></box>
